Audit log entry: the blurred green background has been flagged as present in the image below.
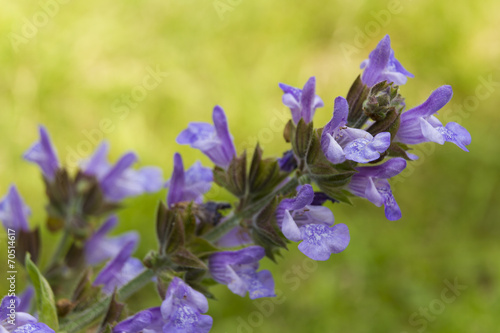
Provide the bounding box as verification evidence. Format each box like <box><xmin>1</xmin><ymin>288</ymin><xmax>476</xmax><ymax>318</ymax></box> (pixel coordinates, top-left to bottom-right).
<box><xmin>1</xmin><ymin>0</ymin><xmax>499</xmax><ymax>332</ymax></box>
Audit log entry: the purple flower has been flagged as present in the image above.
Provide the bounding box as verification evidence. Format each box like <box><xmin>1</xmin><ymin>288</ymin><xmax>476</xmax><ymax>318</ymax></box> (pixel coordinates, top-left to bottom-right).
<box><xmin>276</xmin><ymin>185</ymin><xmax>350</xmax><ymax>261</ymax></box>
<box><xmin>166</xmin><ymin>153</ymin><xmax>213</xmax><ymax>208</ymax></box>
<box><xmin>215</xmin><ymin>226</ymin><xmax>252</xmax><ymax>248</ymax></box>
<box><xmin>81</xmin><ymin>142</ymin><xmax>164</xmax><ymax>202</ymax></box>
<box><xmin>321</xmin><ymin>97</ymin><xmax>391</xmax><ymax>164</ymax></box>
<box><xmin>84</xmin><ymin>215</ymin><xmax>139</xmax><ymax>265</ymax></box>
<box><xmin>0</xmin><ymin>186</ymin><xmax>30</xmax><ymax>232</ymax></box>
<box><xmin>395</xmin><ymin>85</ymin><xmax>471</xmax><ymax>151</ymax></box>
<box><xmin>177</xmin><ymin>106</ymin><xmax>236</xmax><ymax>169</ymax></box>
<box><xmin>278</xmin><ymin>150</ymin><xmax>298</xmax><ymax>172</ymax></box>
<box><xmin>360</xmin><ymin>35</ymin><xmax>414</xmax><ymax>87</ymax></box>
<box><xmin>23</xmin><ymin>126</ymin><xmax>60</xmax><ymax>181</ymax></box>
<box><xmin>113</xmin><ymin>278</ymin><xmax>213</xmax><ymax>333</ymax></box>
<box><xmin>93</xmin><ymin>240</ymin><xmax>144</xmax><ymax>294</ymax></box>
<box><xmin>279</xmin><ymin>76</ymin><xmax>324</xmax><ymax>124</ymax></box>
<box><xmin>348</xmin><ymin>158</ymin><xmax>407</xmax><ymax>221</ymax></box>
<box><xmin>209</xmin><ymin>246</ymin><xmax>275</xmax><ymax>299</ymax></box>
<box><xmin>1</xmin><ymin>296</ymin><xmax>54</xmax><ymax>333</ymax></box>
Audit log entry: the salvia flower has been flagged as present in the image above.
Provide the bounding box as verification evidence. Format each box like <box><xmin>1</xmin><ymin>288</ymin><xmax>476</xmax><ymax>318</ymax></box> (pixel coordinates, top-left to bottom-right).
<box><xmin>1</xmin><ymin>296</ymin><xmax>54</xmax><ymax>333</ymax></box>
<box><xmin>209</xmin><ymin>246</ymin><xmax>275</xmax><ymax>299</ymax></box>
<box><xmin>360</xmin><ymin>35</ymin><xmax>414</xmax><ymax>87</ymax></box>
<box><xmin>395</xmin><ymin>85</ymin><xmax>471</xmax><ymax>151</ymax></box>
<box><xmin>93</xmin><ymin>240</ymin><xmax>144</xmax><ymax>294</ymax></box>
<box><xmin>177</xmin><ymin>106</ymin><xmax>236</xmax><ymax>169</ymax></box>
<box><xmin>81</xmin><ymin>142</ymin><xmax>164</xmax><ymax>202</ymax></box>
<box><xmin>114</xmin><ymin>278</ymin><xmax>213</xmax><ymax>333</ymax></box>
<box><xmin>276</xmin><ymin>185</ymin><xmax>350</xmax><ymax>261</ymax></box>
<box><xmin>0</xmin><ymin>186</ymin><xmax>30</xmax><ymax>232</ymax></box>
<box><xmin>84</xmin><ymin>215</ymin><xmax>139</xmax><ymax>265</ymax></box>
<box><xmin>166</xmin><ymin>153</ymin><xmax>213</xmax><ymax>207</ymax></box>
<box><xmin>23</xmin><ymin>126</ymin><xmax>60</xmax><ymax>181</ymax></box>
<box><xmin>348</xmin><ymin>157</ymin><xmax>407</xmax><ymax>220</ymax></box>
<box><xmin>279</xmin><ymin>76</ymin><xmax>324</xmax><ymax>124</ymax></box>
<box><xmin>321</xmin><ymin>96</ymin><xmax>391</xmax><ymax>164</ymax></box>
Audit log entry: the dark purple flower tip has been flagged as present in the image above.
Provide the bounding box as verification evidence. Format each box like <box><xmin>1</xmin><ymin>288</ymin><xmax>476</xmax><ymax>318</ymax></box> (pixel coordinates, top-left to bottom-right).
<box><xmin>311</xmin><ymin>192</ymin><xmax>338</xmax><ymax>206</ymax></box>
<box><xmin>93</xmin><ymin>240</ymin><xmax>144</xmax><ymax>294</ymax></box>
<box><xmin>23</xmin><ymin>125</ymin><xmax>60</xmax><ymax>181</ymax></box>
<box><xmin>360</xmin><ymin>35</ymin><xmax>413</xmax><ymax>87</ymax></box>
<box><xmin>166</xmin><ymin>153</ymin><xmax>213</xmax><ymax>208</ymax></box>
<box><xmin>113</xmin><ymin>307</ymin><xmax>163</xmax><ymax>333</ymax></box>
<box><xmin>176</xmin><ymin>106</ymin><xmax>236</xmax><ymax>169</ymax></box>
<box><xmin>278</xmin><ymin>150</ymin><xmax>298</xmax><ymax>172</ymax></box>
<box><xmin>209</xmin><ymin>246</ymin><xmax>276</xmax><ymax>299</ymax></box>
<box><xmin>0</xmin><ymin>185</ymin><xmax>31</xmax><ymax>232</ymax></box>
<box><xmin>84</xmin><ymin>215</ymin><xmax>139</xmax><ymax>265</ymax></box>
<box><xmin>161</xmin><ymin>277</ymin><xmax>213</xmax><ymax>333</ymax></box>
<box><xmin>82</xmin><ymin>142</ymin><xmax>164</xmax><ymax>202</ymax></box>
<box><xmin>279</xmin><ymin>77</ymin><xmax>324</xmax><ymax>124</ymax></box>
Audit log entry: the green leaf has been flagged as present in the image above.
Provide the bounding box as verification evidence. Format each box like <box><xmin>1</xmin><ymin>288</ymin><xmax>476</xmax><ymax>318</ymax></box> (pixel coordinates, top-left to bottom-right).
<box><xmin>187</xmin><ymin>237</ymin><xmax>219</xmax><ymax>258</ymax></box>
<box><xmin>248</xmin><ymin>144</ymin><xmax>288</xmax><ymax>200</ymax></box>
<box><xmin>170</xmin><ymin>248</ymin><xmax>208</xmax><ymax>270</ymax></box>
<box><xmin>25</xmin><ymin>253</ymin><xmax>59</xmax><ymax>330</ymax></box>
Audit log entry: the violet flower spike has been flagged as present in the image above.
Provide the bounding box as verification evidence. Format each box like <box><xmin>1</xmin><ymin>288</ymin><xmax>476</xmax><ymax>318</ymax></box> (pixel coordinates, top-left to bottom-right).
<box><xmin>0</xmin><ymin>185</ymin><xmax>31</xmax><ymax>232</ymax></box>
<box><xmin>114</xmin><ymin>278</ymin><xmax>213</xmax><ymax>333</ymax></box>
<box><xmin>395</xmin><ymin>85</ymin><xmax>471</xmax><ymax>151</ymax></box>
<box><xmin>1</xmin><ymin>296</ymin><xmax>55</xmax><ymax>333</ymax></box>
<box><xmin>177</xmin><ymin>105</ymin><xmax>236</xmax><ymax>169</ymax></box>
<box><xmin>321</xmin><ymin>96</ymin><xmax>391</xmax><ymax>164</ymax></box>
<box><xmin>166</xmin><ymin>153</ymin><xmax>213</xmax><ymax>207</ymax></box>
<box><xmin>276</xmin><ymin>185</ymin><xmax>350</xmax><ymax>261</ymax></box>
<box><xmin>23</xmin><ymin>125</ymin><xmax>60</xmax><ymax>181</ymax></box>
<box><xmin>348</xmin><ymin>157</ymin><xmax>407</xmax><ymax>221</ymax></box>
<box><xmin>84</xmin><ymin>215</ymin><xmax>139</xmax><ymax>265</ymax></box>
<box><xmin>81</xmin><ymin>142</ymin><xmax>164</xmax><ymax>202</ymax></box>
<box><xmin>209</xmin><ymin>246</ymin><xmax>275</xmax><ymax>299</ymax></box>
<box><xmin>93</xmin><ymin>240</ymin><xmax>144</xmax><ymax>294</ymax></box>
<box><xmin>360</xmin><ymin>35</ymin><xmax>414</xmax><ymax>87</ymax></box>
<box><xmin>279</xmin><ymin>76</ymin><xmax>324</xmax><ymax>124</ymax></box>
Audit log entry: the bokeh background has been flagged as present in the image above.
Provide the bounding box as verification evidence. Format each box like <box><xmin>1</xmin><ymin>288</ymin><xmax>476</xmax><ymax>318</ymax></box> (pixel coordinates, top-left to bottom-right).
<box><xmin>1</xmin><ymin>0</ymin><xmax>499</xmax><ymax>332</ymax></box>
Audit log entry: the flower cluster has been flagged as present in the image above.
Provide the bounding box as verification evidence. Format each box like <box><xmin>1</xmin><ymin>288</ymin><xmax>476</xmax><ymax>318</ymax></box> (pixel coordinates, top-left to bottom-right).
<box><xmin>0</xmin><ymin>35</ymin><xmax>470</xmax><ymax>333</ymax></box>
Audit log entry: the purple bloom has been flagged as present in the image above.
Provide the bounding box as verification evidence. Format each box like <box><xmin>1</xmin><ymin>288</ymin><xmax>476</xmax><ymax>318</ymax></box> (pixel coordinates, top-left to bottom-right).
<box><xmin>0</xmin><ymin>186</ymin><xmax>30</xmax><ymax>232</ymax></box>
<box><xmin>81</xmin><ymin>142</ymin><xmax>164</xmax><ymax>202</ymax></box>
<box><xmin>395</xmin><ymin>85</ymin><xmax>471</xmax><ymax>151</ymax></box>
<box><xmin>84</xmin><ymin>215</ymin><xmax>139</xmax><ymax>265</ymax></box>
<box><xmin>279</xmin><ymin>76</ymin><xmax>324</xmax><ymax>124</ymax></box>
<box><xmin>216</xmin><ymin>226</ymin><xmax>252</xmax><ymax>248</ymax></box>
<box><xmin>1</xmin><ymin>296</ymin><xmax>54</xmax><ymax>333</ymax></box>
<box><xmin>321</xmin><ymin>97</ymin><xmax>391</xmax><ymax>164</ymax></box>
<box><xmin>166</xmin><ymin>153</ymin><xmax>213</xmax><ymax>208</ymax></box>
<box><xmin>113</xmin><ymin>278</ymin><xmax>213</xmax><ymax>333</ymax></box>
<box><xmin>348</xmin><ymin>158</ymin><xmax>407</xmax><ymax>221</ymax></box>
<box><xmin>177</xmin><ymin>106</ymin><xmax>236</xmax><ymax>169</ymax></box>
<box><xmin>360</xmin><ymin>35</ymin><xmax>414</xmax><ymax>87</ymax></box>
<box><xmin>276</xmin><ymin>185</ymin><xmax>350</xmax><ymax>261</ymax></box>
<box><xmin>23</xmin><ymin>126</ymin><xmax>60</xmax><ymax>181</ymax></box>
<box><xmin>93</xmin><ymin>240</ymin><xmax>144</xmax><ymax>294</ymax></box>
<box><xmin>209</xmin><ymin>246</ymin><xmax>275</xmax><ymax>299</ymax></box>
<box><xmin>278</xmin><ymin>150</ymin><xmax>298</xmax><ymax>172</ymax></box>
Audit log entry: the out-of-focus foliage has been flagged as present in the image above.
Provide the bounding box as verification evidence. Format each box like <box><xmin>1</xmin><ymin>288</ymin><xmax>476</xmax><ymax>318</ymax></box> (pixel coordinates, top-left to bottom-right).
<box><xmin>1</xmin><ymin>0</ymin><xmax>499</xmax><ymax>332</ymax></box>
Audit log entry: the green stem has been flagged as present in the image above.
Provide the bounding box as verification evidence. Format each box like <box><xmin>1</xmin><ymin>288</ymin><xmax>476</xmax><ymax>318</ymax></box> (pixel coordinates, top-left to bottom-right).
<box><xmin>203</xmin><ymin>176</ymin><xmax>299</xmax><ymax>242</ymax></box>
<box><xmin>45</xmin><ymin>230</ymin><xmax>72</xmax><ymax>272</ymax></box>
<box><xmin>59</xmin><ymin>269</ymin><xmax>155</xmax><ymax>333</ymax></box>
